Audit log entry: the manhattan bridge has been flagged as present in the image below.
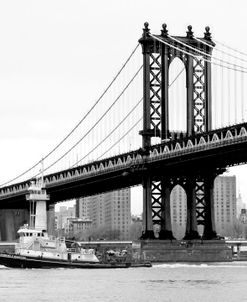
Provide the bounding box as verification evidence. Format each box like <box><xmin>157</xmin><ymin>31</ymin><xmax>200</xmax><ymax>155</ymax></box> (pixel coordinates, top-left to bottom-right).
<box><xmin>0</xmin><ymin>23</ymin><xmax>247</xmax><ymax>243</ymax></box>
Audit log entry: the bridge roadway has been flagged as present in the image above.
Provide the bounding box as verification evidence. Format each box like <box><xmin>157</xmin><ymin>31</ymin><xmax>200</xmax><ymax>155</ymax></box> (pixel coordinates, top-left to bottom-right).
<box><xmin>1</xmin><ymin>122</ymin><xmax>247</xmax><ymax>209</ymax></box>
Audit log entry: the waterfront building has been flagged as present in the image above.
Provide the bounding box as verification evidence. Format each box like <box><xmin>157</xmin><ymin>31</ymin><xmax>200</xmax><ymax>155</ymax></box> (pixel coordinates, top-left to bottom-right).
<box><xmin>239</xmin><ymin>209</ymin><xmax>247</xmax><ymax>239</ymax></box>
<box><xmin>236</xmin><ymin>193</ymin><xmax>246</xmax><ymax>218</ymax></box>
<box><xmin>214</xmin><ymin>176</ymin><xmax>237</xmax><ymax>236</ymax></box>
<box><xmin>131</xmin><ymin>214</ymin><xmax>142</xmax><ymax>223</ymax></box>
<box><xmin>76</xmin><ymin>188</ymin><xmax>131</xmax><ymax>240</ymax></box>
<box><xmin>75</xmin><ymin>197</ymin><xmax>91</xmax><ymax>219</ymax></box>
<box><xmin>55</xmin><ymin>205</ymin><xmax>76</xmax><ymax>233</ymax></box>
<box><xmin>64</xmin><ymin>217</ymin><xmax>92</xmax><ymax>239</ymax></box>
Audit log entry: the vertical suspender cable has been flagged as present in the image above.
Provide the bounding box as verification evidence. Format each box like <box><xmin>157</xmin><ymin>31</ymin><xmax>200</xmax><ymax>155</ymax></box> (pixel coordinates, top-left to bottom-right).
<box><xmin>227</xmin><ymin>56</ymin><xmax>231</xmax><ymax>126</ymax></box>
<box><xmin>220</xmin><ymin>55</ymin><xmax>224</xmax><ymax>128</ymax></box>
<box><xmin>234</xmin><ymin>63</ymin><xmax>237</xmax><ymax>124</ymax></box>
<box><xmin>241</xmin><ymin>66</ymin><xmax>244</xmax><ymax>122</ymax></box>
<box><xmin>212</xmin><ymin>56</ymin><xmax>217</xmax><ymax>129</ymax></box>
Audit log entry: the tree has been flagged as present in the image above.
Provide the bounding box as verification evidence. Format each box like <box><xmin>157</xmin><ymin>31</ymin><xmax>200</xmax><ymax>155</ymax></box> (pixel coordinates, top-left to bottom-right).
<box><xmin>74</xmin><ymin>226</ymin><xmax>121</xmax><ymax>241</ymax></box>
<box><xmin>129</xmin><ymin>221</ymin><xmax>142</xmax><ymax>240</ymax></box>
<box><xmin>224</xmin><ymin>219</ymin><xmax>244</xmax><ymax>239</ymax></box>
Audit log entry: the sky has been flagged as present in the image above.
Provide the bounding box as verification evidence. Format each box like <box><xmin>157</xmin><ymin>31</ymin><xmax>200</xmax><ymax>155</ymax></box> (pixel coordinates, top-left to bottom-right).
<box><xmin>0</xmin><ymin>0</ymin><xmax>247</xmax><ymax>215</ymax></box>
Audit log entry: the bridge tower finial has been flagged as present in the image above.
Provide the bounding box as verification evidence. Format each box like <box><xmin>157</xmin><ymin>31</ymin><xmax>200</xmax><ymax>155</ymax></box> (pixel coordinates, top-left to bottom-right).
<box><xmin>186</xmin><ymin>25</ymin><xmax>194</xmax><ymax>38</ymax></box>
<box><xmin>204</xmin><ymin>26</ymin><xmax>212</xmax><ymax>40</ymax></box>
<box><xmin>161</xmin><ymin>23</ymin><xmax>168</xmax><ymax>37</ymax></box>
<box><xmin>142</xmin><ymin>22</ymin><xmax>150</xmax><ymax>38</ymax></box>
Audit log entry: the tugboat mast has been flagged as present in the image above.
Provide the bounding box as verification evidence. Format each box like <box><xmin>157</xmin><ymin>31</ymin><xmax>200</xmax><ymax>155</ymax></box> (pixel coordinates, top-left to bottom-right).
<box><xmin>25</xmin><ymin>160</ymin><xmax>50</xmax><ymax>230</ymax></box>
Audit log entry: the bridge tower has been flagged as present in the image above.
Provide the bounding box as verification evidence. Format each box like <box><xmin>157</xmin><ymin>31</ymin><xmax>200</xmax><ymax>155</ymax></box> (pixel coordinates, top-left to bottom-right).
<box><xmin>139</xmin><ymin>23</ymin><xmax>221</xmax><ymax>240</ymax></box>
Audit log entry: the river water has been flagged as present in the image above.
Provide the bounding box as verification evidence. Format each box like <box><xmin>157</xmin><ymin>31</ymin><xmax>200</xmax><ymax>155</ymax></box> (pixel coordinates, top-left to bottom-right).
<box><xmin>0</xmin><ymin>262</ymin><xmax>247</xmax><ymax>302</ymax></box>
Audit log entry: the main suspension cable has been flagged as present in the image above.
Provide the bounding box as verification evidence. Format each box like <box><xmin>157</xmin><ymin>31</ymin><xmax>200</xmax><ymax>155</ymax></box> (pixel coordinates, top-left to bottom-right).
<box><xmin>96</xmin><ymin>66</ymin><xmax>185</xmax><ymax>160</ymax></box>
<box><xmin>214</xmin><ymin>40</ymin><xmax>247</xmax><ymax>57</ymax></box>
<box><xmin>168</xmin><ymin>35</ymin><xmax>247</xmax><ymax>71</ymax></box>
<box><xmin>150</xmin><ymin>34</ymin><xmax>247</xmax><ymax>74</ymax></box>
<box><xmin>97</xmin><ymin>117</ymin><xmax>143</xmax><ymax>160</ymax></box>
<box><xmin>0</xmin><ymin>44</ymin><xmax>140</xmax><ymax>187</ymax></box>
<box><xmin>32</xmin><ymin>65</ymin><xmax>143</xmax><ymax>177</ymax></box>
<box><xmin>194</xmin><ymin>37</ymin><xmax>247</xmax><ymax>64</ymax></box>
<box><xmin>71</xmin><ymin>98</ymin><xmax>143</xmax><ymax>167</ymax></box>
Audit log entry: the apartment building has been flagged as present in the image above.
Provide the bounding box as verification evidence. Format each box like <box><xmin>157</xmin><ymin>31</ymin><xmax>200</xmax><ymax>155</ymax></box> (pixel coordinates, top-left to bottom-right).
<box><xmin>76</xmin><ymin>188</ymin><xmax>131</xmax><ymax>240</ymax></box>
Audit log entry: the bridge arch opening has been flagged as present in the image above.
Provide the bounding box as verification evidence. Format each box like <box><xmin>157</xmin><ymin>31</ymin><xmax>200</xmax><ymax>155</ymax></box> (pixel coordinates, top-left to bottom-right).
<box><xmin>168</xmin><ymin>58</ymin><xmax>187</xmax><ymax>136</ymax></box>
<box><xmin>170</xmin><ymin>184</ymin><xmax>187</xmax><ymax>239</ymax></box>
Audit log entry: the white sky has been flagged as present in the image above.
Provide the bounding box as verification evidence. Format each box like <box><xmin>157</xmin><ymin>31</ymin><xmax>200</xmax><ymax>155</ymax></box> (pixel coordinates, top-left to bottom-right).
<box><xmin>0</xmin><ymin>0</ymin><xmax>247</xmax><ymax>215</ymax></box>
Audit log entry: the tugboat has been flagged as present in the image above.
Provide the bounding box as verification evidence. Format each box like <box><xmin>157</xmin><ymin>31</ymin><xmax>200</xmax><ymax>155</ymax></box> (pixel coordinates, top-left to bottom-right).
<box><xmin>0</xmin><ymin>177</ymin><xmax>151</xmax><ymax>269</ymax></box>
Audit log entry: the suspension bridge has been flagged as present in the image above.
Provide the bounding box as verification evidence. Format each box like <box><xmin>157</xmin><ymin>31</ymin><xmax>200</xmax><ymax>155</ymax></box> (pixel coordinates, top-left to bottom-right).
<box><xmin>0</xmin><ymin>23</ymin><xmax>247</xmax><ymax>250</ymax></box>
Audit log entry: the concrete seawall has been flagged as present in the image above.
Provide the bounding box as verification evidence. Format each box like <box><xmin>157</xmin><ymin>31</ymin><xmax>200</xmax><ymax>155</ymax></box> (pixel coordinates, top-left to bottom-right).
<box><xmin>0</xmin><ymin>242</ymin><xmax>15</xmax><ymax>253</ymax></box>
<box><xmin>139</xmin><ymin>240</ymin><xmax>232</xmax><ymax>262</ymax></box>
<box><xmin>0</xmin><ymin>240</ymin><xmax>236</xmax><ymax>262</ymax></box>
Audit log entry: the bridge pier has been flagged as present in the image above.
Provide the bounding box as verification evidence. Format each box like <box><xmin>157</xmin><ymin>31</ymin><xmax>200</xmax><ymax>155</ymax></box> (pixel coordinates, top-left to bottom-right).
<box><xmin>141</xmin><ymin>177</ymin><xmax>155</xmax><ymax>239</ymax></box>
<box><xmin>47</xmin><ymin>204</ymin><xmax>55</xmax><ymax>235</ymax></box>
<box><xmin>184</xmin><ymin>178</ymin><xmax>200</xmax><ymax>240</ymax></box>
<box><xmin>0</xmin><ymin>203</ymin><xmax>55</xmax><ymax>242</ymax></box>
<box><xmin>159</xmin><ymin>180</ymin><xmax>174</xmax><ymax>240</ymax></box>
<box><xmin>0</xmin><ymin>209</ymin><xmax>29</xmax><ymax>241</ymax></box>
<box><xmin>202</xmin><ymin>174</ymin><xmax>217</xmax><ymax>239</ymax></box>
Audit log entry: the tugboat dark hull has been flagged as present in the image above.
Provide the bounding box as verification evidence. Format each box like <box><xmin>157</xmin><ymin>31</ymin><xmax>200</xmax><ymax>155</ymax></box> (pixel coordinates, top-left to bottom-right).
<box><xmin>0</xmin><ymin>253</ymin><xmax>151</xmax><ymax>269</ymax></box>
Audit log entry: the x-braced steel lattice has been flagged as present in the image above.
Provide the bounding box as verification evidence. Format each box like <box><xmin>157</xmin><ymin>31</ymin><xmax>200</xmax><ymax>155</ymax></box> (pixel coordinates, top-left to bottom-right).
<box><xmin>149</xmin><ymin>53</ymin><xmax>161</xmax><ymax>136</ymax></box>
<box><xmin>195</xmin><ymin>180</ymin><xmax>206</xmax><ymax>225</ymax></box>
<box><xmin>151</xmin><ymin>180</ymin><xmax>163</xmax><ymax>225</ymax></box>
<box><xmin>193</xmin><ymin>56</ymin><xmax>206</xmax><ymax>133</ymax></box>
